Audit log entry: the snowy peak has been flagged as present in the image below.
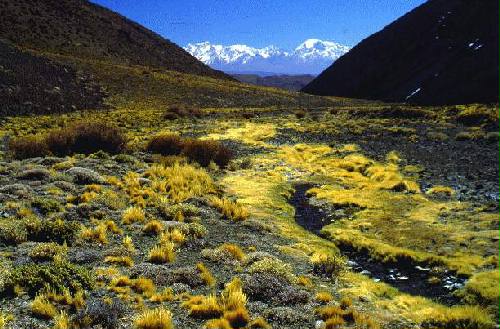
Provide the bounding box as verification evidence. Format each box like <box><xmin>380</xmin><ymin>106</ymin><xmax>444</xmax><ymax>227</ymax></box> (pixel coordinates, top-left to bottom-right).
<box><xmin>294</xmin><ymin>39</ymin><xmax>350</xmax><ymax>60</ymax></box>
<box><xmin>184</xmin><ymin>39</ymin><xmax>350</xmax><ymax>74</ymax></box>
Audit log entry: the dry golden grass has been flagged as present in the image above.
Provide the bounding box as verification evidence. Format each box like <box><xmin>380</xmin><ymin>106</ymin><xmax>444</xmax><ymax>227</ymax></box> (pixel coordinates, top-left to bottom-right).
<box><xmin>134</xmin><ymin>307</ymin><xmax>174</xmax><ymax>329</ymax></box>
<box><xmin>220</xmin><ymin>243</ymin><xmax>246</xmax><ymax>262</ymax></box>
<box><xmin>209</xmin><ymin>197</ymin><xmax>249</xmax><ymax>222</ymax></box>
<box><xmin>150</xmin><ymin>288</ymin><xmax>175</xmax><ymax>303</ymax></box>
<box><xmin>223</xmin><ymin>308</ymin><xmax>250</xmax><ymax>328</ymax></box>
<box><xmin>315</xmin><ymin>291</ymin><xmax>333</xmax><ymax>303</ymax></box>
<box><xmin>122</xmin><ymin>206</ymin><xmax>146</xmax><ymax>224</ymax></box>
<box><xmin>31</xmin><ymin>295</ymin><xmax>57</xmax><ymax>319</ymax></box>
<box><xmin>204</xmin><ymin>318</ymin><xmax>232</xmax><ymax>329</ymax></box>
<box><xmin>53</xmin><ymin>311</ymin><xmax>70</xmax><ymax>329</ymax></box>
<box><xmin>197</xmin><ymin>262</ymin><xmax>216</xmax><ymax>287</ymax></box>
<box><xmin>186</xmin><ymin>295</ymin><xmax>223</xmax><ymax>319</ymax></box>
<box><xmin>143</xmin><ymin>220</ymin><xmax>165</xmax><ymax>235</ymax></box>
<box><xmin>148</xmin><ymin>242</ymin><xmax>176</xmax><ymax>264</ymax></box>
<box><xmin>104</xmin><ymin>256</ymin><xmax>134</xmax><ymax>267</ymax></box>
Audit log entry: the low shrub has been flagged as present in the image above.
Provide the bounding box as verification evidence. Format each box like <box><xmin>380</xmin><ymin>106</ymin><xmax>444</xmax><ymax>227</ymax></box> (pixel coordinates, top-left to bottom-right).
<box><xmin>182</xmin><ymin>139</ymin><xmax>233</xmax><ymax>168</ymax></box>
<box><xmin>8</xmin><ymin>121</ymin><xmax>127</xmax><ymax>159</ymax></box>
<box><xmin>163</xmin><ymin>104</ymin><xmax>203</xmax><ymax>120</ymax></box>
<box><xmin>242</xmin><ymin>273</ymin><xmax>309</xmax><ymax>305</ymax></box>
<box><xmin>46</xmin><ymin>122</ymin><xmax>126</xmax><ymax>156</ymax></box>
<box><xmin>146</xmin><ymin>133</ymin><xmax>185</xmax><ymax>156</ymax></box>
<box><xmin>5</xmin><ymin>261</ymin><xmax>95</xmax><ymax>296</ymax></box>
<box><xmin>28</xmin><ymin>218</ymin><xmax>81</xmax><ymax>245</ymax></box>
<box><xmin>295</xmin><ymin>110</ymin><xmax>306</xmax><ymax>119</ymax></box>
<box><xmin>29</xmin><ymin>242</ymin><xmax>67</xmax><ymax>261</ymax></box>
<box><xmin>146</xmin><ymin>135</ymin><xmax>233</xmax><ymax>168</ymax></box>
<box><xmin>31</xmin><ymin>197</ymin><xmax>63</xmax><ymax>215</ymax></box>
<box><xmin>74</xmin><ymin>296</ymin><xmax>126</xmax><ymax>329</ymax></box>
<box><xmin>456</xmin><ymin>105</ymin><xmax>498</xmax><ymax>127</ymax></box>
<box><xmin>0</xmin><ymin>220</ymin><xmax>28</xmax><ymax>245</ymax></box>
<box><xmin>8</xmin><ymin>135</ymin><xmax>49</xmax><ymax>159</ymax></box>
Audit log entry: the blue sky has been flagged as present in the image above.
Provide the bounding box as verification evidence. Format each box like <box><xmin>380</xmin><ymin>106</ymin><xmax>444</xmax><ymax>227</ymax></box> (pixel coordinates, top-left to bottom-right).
<box><xmin>91</xmin><ymin>0</ymin><xmax>426</xmax><ymax>49</ymax></box>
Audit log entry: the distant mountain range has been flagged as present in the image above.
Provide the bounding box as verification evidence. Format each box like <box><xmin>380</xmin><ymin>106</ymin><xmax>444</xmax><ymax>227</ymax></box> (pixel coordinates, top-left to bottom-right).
<box><xmin>185</xmin><ymin>39</ymin><xmax>350</xmax><ymax>75</ymax></box>
<box><xmin>303</xmin><ymin>0</ymin><xmax>499</xmax><ymax>105</ymax></box>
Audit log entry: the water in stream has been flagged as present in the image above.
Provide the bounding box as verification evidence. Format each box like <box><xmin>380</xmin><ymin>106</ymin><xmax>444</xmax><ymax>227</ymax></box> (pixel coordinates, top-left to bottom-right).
<box><xmin>289</xmin><ymin>183</ymin><xmax>466</xmax><ymax>305</ymax></box>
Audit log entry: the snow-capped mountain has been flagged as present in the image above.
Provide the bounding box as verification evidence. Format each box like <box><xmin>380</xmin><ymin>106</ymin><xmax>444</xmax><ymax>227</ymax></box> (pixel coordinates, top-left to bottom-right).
<box><xmin>184</xmin><ymin>39</ymin><xmax>350</xmax><ymax>75</ymax></box>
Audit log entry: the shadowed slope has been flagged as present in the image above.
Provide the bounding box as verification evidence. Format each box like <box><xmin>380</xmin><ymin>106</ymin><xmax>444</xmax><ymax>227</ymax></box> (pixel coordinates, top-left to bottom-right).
<box><xmin>302</xmin><ymin>0</ymin><xmax>499</xmax><ymax>105</ymax></box>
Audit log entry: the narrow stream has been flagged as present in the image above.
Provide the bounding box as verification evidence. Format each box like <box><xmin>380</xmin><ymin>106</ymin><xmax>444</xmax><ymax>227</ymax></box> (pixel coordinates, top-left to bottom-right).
<box><xmin>289</xmin><ymin>183</ymin><xmax>466</xmax><ymax>305</ymax></box>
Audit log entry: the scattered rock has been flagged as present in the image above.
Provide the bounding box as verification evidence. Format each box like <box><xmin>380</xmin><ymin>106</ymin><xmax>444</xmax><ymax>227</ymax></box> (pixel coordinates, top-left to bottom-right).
<box><xmin>17</xmin><ymin>168</ymin><xmax>51</xmax><ymax>180</ymax></box>
<box><xmin>66</xmin><ymin>167</ymin><xmax>104</xmax><ymax>184</ymax></box>
<box><xmin>0</xmin><ymin>183</ymin><xmax>33</xmax><ymax>196</ymax></box>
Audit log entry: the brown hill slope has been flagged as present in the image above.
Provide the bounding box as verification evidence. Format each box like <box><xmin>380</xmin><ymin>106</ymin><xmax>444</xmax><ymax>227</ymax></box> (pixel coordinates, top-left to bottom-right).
<box><xmin>0</xmin><ymin>0</ymin><xmax>230</xmax><ymax>80</ymax></box>
<box><xmin>302</xmin><ymin>0</ymin><xmax>499</xmax><ymax>105</ymax></box>
<box><xmin>0</xmin><ymin>40</ymin><xmax>105</xmax><ymax>116</ymax></box>
<box><xmin>231</xmin><ymin>74</ymin><xmax>315</xmax><ymax>91</ymax></box>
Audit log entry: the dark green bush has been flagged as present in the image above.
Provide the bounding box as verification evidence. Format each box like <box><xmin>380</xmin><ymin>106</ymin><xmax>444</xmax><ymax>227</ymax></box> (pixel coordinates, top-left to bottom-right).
<box><xmin>0</xmin><ymin>220</ymin><xmax>28</xmax><ymax>246</ymax></box>
<box><xmin>31</xmin><ymin>197</ymin><xmax>63</xmax><ymax>215</ymax></box>
<box><xmin>28</xmin><ymin>218</ymin><xmax>81</xmax><ymax>245</ymax></box>
<box><xmin>5</xmin><ymin>260</ymin><xmax>95</xmax><ymax>295</ymax></box>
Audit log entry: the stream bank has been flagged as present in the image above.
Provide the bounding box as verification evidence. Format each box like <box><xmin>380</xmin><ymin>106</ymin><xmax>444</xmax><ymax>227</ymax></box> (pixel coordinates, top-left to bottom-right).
<box><xmin>289</xmin><ymin>182</ymin><xmax>466</xmax><ymax>305</ymax></box>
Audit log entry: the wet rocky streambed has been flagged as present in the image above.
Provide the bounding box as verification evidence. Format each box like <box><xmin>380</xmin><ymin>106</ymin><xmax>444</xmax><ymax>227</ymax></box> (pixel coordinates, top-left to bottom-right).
<box><xmin>289</xmin><ymin>183</ymin><xmax>466</xmax><ymax>305</ymax></box>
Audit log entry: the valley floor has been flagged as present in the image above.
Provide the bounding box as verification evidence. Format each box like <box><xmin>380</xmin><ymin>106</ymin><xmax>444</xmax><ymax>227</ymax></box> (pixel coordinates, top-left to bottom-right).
<box><xmin>0</xmin><ymin>102</ymin><xmax>498</xmax><ymax>329</ymax></box>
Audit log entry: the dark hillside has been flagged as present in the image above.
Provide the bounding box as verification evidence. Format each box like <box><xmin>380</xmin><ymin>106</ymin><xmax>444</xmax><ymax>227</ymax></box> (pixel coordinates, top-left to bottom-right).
<box><xmin>0</xmin><ymin>0</ymin><xmax>230</xmax><ymax>80</ymax></box>
<box><xmin>302</xmin><ymin>0</ymin><xmax>499</xmax><ymax>105</ymax></box>
<box><xmin>0</xmin><ymin>41</ymin><xmax>105</xmax><ymax>117</ymax></box>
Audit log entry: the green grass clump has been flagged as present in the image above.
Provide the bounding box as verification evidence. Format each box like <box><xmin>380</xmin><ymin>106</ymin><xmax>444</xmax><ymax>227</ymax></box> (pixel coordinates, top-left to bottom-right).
<box><xmin>249</xmin><ymin>258</ymin><xmax>296</xmax><ymax>283</ymax></box>
<box><xmin>0</xmin><ymin>220</ymin><xmax>28</xmax><ymax>246</ymax></box>
<box><xmin>31</xmin><ymin>197</ymin><xmax>63</xmax><ymax>215</ymax></box>
<box><xmin>29</xmin><ymin>242</ymin><xmax>68</xmax><ymax>261</ymax></box>
<box><xmin>5</xmin><ymin>260</ymin><xmax>95</xmax><ymax>296</ymax></box>
<box><xmin>28</xmin><ymin>218</ymin><xmax>81</xmax><ymax>245</ymax></box>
